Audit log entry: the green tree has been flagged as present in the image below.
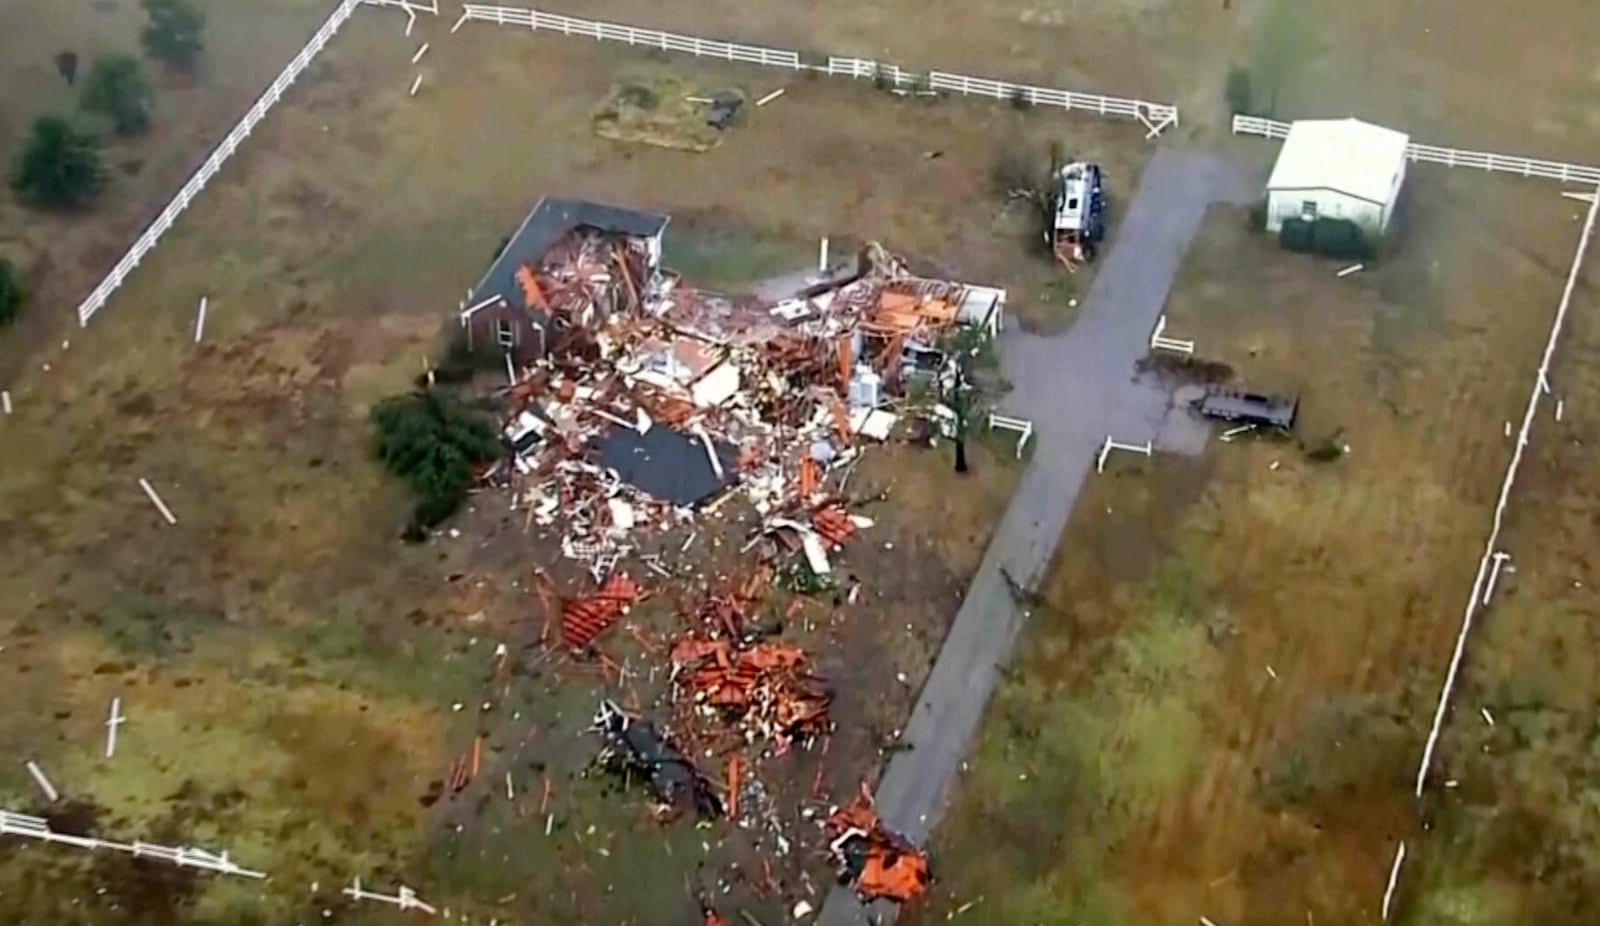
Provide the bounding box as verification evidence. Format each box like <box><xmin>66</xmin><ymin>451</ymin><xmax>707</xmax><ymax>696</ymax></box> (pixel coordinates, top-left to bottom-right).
<box><xmin>0</xmin><ymin>259</ymin><xmax>22</xmax><ymax>328</ymax></box>
<box><xmin>370</xmin><ymin>390</ymin><xmax>502</xmax><ymax>538</ymax></box>
<box><xmin>142</xmin><ymin>0</ymin><xmax>205</xmax><ymax>72</ymax></box>
<box><xmin>81</xmin><ymin>55</ymin><xmax>153</xmax><ymax>135</ymax></box>
<box><xmin>9</xmin><ymin>116</ymin><xmax>105</xmax><ymax>209</ymax></box>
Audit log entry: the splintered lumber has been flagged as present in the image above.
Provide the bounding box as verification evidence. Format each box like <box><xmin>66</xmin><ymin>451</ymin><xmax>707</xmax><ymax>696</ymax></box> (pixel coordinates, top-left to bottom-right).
<box><xmin>561</xmin><ymin>572</ymin><xmax>639</xmax><ymax>649</ymax></box>
<box><xmin>726</xmin><ymin>755</ymin><xmax>742</xmax><ymax>818</ymax></box>
<box><xmin>515</xmin><ymin>264</ymin><xmax>549</xmax><ymax>310</ymax></box>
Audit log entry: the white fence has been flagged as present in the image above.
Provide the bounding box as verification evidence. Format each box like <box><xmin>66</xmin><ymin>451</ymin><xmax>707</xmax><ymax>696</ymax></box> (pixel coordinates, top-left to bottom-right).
<box><xmin>928</xmin><ymin>71</ymin><xmax>1176</xmax><ymax>133</ymax></box>
<box><xmin>458</xmin><ymin>5</ymin><xmax>803</xmax><ymax>68</ymax></box>
<box><xmin>364</xmin><ymin>0</ymin><xmax>438</xmax><ymax>12</ymax></box>
<box><xmin>74</xmin><ymin>0</ymin><xmax>367</xmax><ymax>326</ymax></box>
<box><xmin>1232</xmin><ymin>115</ymin><xmax>1600</xmax><ymax>185</ymax></box>
<box><xmin>1</xmin><ymin>810</ymin><xmax>265</xmax><ymax>879</ymax></box>
<box><xmin>456</xmin><ymin>5</ymin><xmax>1178</xmax><ymax>132</ymax></box>
<box><xmin>1413</xmin><ymin>188</ymin><xmax>1600</xmax><ymax>797</ymax></box>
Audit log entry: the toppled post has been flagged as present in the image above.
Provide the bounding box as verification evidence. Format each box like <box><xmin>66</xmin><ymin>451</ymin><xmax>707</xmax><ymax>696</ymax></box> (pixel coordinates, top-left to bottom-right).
<box><xmin>1481</xmin><ymin>551</ymin><xmax>1512</xmax><ymax>606</ymax></box>
<box><xmin>139</xmin><ymin>478</ymin><xmax>178</xmax><ymax>525</ymax></box>
<box><xmin>24</xmin><ymin>761</ymin><xmax>59</xmax><ymax>803</ymax></box>
<box><xmin>106</xmin><ymin>696</ymin><xmax>126</xmax><ymax>759</ymax></box>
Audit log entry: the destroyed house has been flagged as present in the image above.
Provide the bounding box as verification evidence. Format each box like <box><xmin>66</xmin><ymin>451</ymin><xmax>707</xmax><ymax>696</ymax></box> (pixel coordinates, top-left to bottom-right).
<box><xmin>459</xmin><ymin>197</ymin><xmax>670</xmax><ymax>364</ymax></box>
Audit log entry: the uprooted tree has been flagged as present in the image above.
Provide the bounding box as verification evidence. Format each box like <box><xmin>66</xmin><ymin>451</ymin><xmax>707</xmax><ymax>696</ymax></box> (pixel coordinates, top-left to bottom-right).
<box><xmin>142</xmin><ymin>0</ymin><xmax>206</xmax><ymax>72</ymax></box>
<box><xmin>9</xmin><ymin>116</ymin><xmax>105</xmax><ymax>209</ymax></box>
<box><xmin>369</xmin><ymin>389</ymin><xmax>502</xmax><ymax>539</ymax></box>
<box><xmin>81</xmin><ymin>55</ymin><xmax>153</xmax><ymax>135</ymax></box>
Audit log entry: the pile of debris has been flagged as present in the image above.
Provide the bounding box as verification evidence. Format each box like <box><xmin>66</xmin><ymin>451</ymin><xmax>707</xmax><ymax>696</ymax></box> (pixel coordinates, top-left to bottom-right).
<box><xmin>671</xmin><ymin>636</ymin><xmax>832</xmax><ymax>752</ymax></box>
<box><xmin>480</xmin><ymin>231</ymin><xmax>1001</xmax><ymax>584</ymax></box>
<box><xmin>824</xmin><ymin>783</ymin><xmax>931</xmax><ymax>903</ymax></box>
<box><xmin>591</xmin><ymin>700</ymin><xmax>721</xmax><ymax>819</ymax></box>
<box><xmin>561</xmin><ymin>571</ymin><xmax>641</xmax><ymax>650</ymax></box>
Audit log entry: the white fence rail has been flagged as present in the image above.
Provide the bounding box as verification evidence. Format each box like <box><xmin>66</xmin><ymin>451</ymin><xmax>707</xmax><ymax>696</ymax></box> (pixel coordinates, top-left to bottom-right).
<box><xmin>1413</xmin><ymin>188</ymin><xmax>1600</xmax><ymax>797</ymax></box>
<box><xmin>363</xmin><ymin>0</ymin><xmax>438</xmax><ymax>12</ymax></box>
<box><xmin>75</xmin><ymin>0</ymin><xmax>366</xmax><ymax>326</ymax></box>
<box><xmin>457</xmin><ymin>5</ymin><xmax>1178</xmax><ymax>132</ymax></box>
<box><xmin>1232</xmin><ymin>115</ymin><xmax>1600</xmax><ymax>185</ymax></box>
<box><xmin>459</xmin><ymin>4</ymin><xmax>803</xmax><ymax>68</ymax></box>
<box><xmin>928</xmin><ymin>71</ymin><xmax>1177</xmax><ymax>131</ymax></box>
<box><xmin>1</xmin><ymin>810</ymin><xmax>265</xmax><ymax>878</ymax></box>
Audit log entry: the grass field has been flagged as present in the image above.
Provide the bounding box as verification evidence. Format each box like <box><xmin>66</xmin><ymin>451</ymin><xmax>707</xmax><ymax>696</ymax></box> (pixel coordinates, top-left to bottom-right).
<box><xmin>2</xmin><ymin>0</ymin><xmax>1597</xmax><ymax>923</ymax></box>
<box><xmin>908</xmin><ymin>172</ymin><xmax>1587</xmax><ymax>926</ymax></box>
<box><xmin>0</xmin><ymin>0</ymin><xmax>332</xmax><ymax>380</ymax></box>
<box><xmin>0</xmin><ymin>8</ymin><xmax>1118</xmax><ymax>922</ymax></box>
<box><xmin>1408</xmin><ymin>230</ymin><xmax>1600</xmax><ymax>925</ymax></box>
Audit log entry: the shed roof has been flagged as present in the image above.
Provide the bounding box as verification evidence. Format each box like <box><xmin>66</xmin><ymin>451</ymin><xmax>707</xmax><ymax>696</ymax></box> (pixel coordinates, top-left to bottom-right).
<box><xmin>1266</xmin><ymin>119</ymin><xmax>1411</xmax><ymax>206</ymax></box>
<box><xmin>472</xmin><ymin>197</ymin><xmax>670</xmax><ymax>309</ymax></box>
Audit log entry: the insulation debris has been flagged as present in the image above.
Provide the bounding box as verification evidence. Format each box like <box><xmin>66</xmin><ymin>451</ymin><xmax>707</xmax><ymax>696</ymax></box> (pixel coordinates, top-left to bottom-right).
<box><xmin>824</xmin><ymin>782</ymin><xmax>931</xmax><ymax>903</ymax></box>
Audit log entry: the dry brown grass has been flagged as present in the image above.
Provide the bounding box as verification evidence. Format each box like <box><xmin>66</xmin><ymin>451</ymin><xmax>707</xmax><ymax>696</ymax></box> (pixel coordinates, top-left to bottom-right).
<box><xmin>910</xmin><ymin>172</ymin><xmax>1584</xmax><ymax>926</ymax></box>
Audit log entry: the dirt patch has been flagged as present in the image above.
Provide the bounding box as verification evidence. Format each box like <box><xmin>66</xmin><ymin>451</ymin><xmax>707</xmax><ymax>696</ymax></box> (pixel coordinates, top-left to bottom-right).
<box><xmin>594</xmin><ymin>74</ymin><xmax>743</xmax><ymax>152</ymax></box>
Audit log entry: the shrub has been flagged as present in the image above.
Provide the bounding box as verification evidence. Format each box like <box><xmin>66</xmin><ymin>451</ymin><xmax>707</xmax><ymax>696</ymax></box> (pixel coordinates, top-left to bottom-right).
<box><xmin>871</xmin><ymin>65</ymin><xmax>895</xmax><ymax>92</ymax></box>
<box><xmin>1280</xmin><ymin>216</ymin><xmax>1373</xmax><ymax>260</ymax></box>
<box><xmin>81</xmin><ymin>55</ymin><xmax>153</xmax><ymax>135</ymax></box>
<box><xmin>1224</xmin><ymin>66</ymin><xmax>1253</xmax><ymax>115</ymax></box>
<box><xmin>1009</xmin><ymin>85</ymin><xmax>1034</xmax><ymax>111</ymax></box>
<box><xmin>1278</xmin><ymin>217</ymin><xmax>1313</xmax><ymax>253</ymax></box>
<box><xmin>369</xmin><ymin>390</ymin><xmax>502</xmax><ymax>538</ymax></box>
<box><xmin>0</xmin><ymin>259</ymin><xmax>21</xmax><ymax>328</ymax></box>
<box><xmin>10</xmin><ymin>116</ymin><xmax>105</xmax><ymax>209</ymax></box>
<box><xmin>142</xmin><ymin>0</ymin><xmax>205</xmax><ymax>72</ymax></box>
<box><xmin>1311</xmin><ymin>217</ymin><xmax>1369</xmax><ymax>259</ymax></box>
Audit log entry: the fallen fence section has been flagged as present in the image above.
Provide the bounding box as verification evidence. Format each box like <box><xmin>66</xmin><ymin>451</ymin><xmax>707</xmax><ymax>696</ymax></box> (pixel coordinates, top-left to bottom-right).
<box><xmin>75</xmin><ymin>0</ymin><xmax>366</xmax><ymax>327</ymax></box>
<box><xmin>1412</xmin><ymin>186</ymin><xmax>1600</xmax><ymax>798</ymax></box>
<box><xmin>1</xmin><ymin>810</ymin><xmax>266</xmax><ymax>879</ymax></box>
<box><xmin>458</xmin><ymin>5</ymin><xmax>1178</xmax><ymax>132</ymax></box>
<box><xmin>1232</xmin><ymin>115</ymin><xmax>1600</xmax><ymax>186</ymax></box>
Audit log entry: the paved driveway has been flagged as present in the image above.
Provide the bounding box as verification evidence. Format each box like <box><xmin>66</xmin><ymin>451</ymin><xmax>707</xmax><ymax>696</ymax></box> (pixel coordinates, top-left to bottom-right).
<box><xmin>817</xmin><ymin>148</ymin><xmax>1256</xmax><ymax>926</ymax></box>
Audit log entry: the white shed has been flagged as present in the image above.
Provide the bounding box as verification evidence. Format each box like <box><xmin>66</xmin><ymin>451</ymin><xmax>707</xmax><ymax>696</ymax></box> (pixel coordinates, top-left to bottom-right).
<box><xmin>1265</xmin><ymin>119</ymin><xmax>1410</xmax><ymax>235</ymax></box>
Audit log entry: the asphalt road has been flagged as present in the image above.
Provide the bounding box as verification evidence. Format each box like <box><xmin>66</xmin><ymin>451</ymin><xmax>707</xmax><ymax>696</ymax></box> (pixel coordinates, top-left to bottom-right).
<box><xmin>817</xmin><ymin>148</ymin><xmax>1255</xmax><ymax>926</ymax></box>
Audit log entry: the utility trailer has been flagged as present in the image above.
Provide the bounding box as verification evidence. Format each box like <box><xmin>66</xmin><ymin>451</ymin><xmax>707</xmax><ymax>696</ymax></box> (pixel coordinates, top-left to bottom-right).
<box><xmin>1193</xmin><ymin>387</ymin><xmax>1298</xmax><ymax>431</ymax></box>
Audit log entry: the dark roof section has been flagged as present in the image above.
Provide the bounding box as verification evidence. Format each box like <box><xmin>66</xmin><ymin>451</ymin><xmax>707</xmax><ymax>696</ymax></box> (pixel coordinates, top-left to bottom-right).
<box><xmin>598</xmin><ymin>425</ymin><xmax>737</xmax><ymax>508</ymax></box>
<box><xmin>473</xmin><ymin>197</ymin><xmax>671</xmax><ymax>309</ymax></box>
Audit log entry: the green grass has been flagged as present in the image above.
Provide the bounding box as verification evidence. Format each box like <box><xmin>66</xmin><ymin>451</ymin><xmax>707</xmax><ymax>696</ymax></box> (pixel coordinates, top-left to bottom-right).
<box><xmin>929</xmin><ymin>559</ymin><xmax>1216</xmax><ymax>923</ymax></box>
<box><xmin>662</xmin><ymin>216</ymin><xmax>817</xmax><ymax>292</ymax></box>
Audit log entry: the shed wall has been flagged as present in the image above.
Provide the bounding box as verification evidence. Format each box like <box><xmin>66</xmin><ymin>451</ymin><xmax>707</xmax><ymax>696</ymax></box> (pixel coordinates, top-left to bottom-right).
<box><xmin>1266</xmin><ymin>189</ymin><xmax>1382</xmax><ymax>234</ymax></box>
